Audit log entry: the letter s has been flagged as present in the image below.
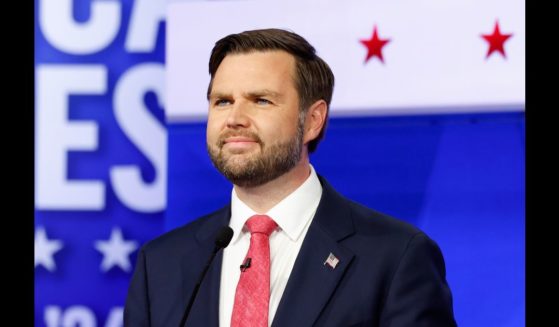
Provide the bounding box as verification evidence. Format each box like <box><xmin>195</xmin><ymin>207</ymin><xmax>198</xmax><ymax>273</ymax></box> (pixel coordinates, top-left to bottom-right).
<box><xmin>111</xmin><ymin>63</ymin><xmax>166</xmax><ymax>213</ymax></box>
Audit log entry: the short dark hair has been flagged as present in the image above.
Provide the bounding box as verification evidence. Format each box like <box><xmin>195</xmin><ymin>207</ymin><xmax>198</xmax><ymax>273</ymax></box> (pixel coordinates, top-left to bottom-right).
<box><xmin>207</xmin><ymin>28</ymin><xmax>335</xmax><ymax>153</ymax></box>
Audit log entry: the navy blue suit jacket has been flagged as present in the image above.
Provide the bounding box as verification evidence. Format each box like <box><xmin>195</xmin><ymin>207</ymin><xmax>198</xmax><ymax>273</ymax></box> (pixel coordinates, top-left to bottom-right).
<box><xmin>124</xmin><ymin>176</ymin><xmax>456</xmax><ymax>326</ymax></box>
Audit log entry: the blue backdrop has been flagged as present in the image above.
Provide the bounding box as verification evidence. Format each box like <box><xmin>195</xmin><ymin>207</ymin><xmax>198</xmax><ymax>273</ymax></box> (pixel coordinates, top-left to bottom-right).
<box><xmin>34</xmin><ymin>0</ymin><xmax>166</xmax><ymax>325</ymax></box>
<box><xmin>34</xmin><ymin>0</ymin><xmax>524</xmax><ymax>325</ymax></box>
<box><xmin>167</xmin><ymin>112</ymin><xmax>525</xmax><ymax>327</ymax></box>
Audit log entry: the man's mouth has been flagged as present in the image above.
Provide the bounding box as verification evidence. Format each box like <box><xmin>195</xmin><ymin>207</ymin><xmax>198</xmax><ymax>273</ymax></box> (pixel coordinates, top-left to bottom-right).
<box><xmin>224</xmin><ymin>136</ymin><xmax>257</xmax><ymax>144</ymax></box>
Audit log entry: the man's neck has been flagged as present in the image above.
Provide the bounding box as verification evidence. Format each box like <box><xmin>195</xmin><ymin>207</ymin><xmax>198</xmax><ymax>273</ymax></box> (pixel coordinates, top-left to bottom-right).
<box><xmin>234</xmin><ymin>157</ymin><xmax>311</xmax><ymax>213</ymax></box>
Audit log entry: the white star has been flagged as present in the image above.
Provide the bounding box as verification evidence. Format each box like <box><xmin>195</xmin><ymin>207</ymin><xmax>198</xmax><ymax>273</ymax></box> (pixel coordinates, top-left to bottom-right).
<box><xmin>35</xmin><ymin>227</ymin><xmax>63</xmax><ymax>272</ymax></box>
<box><xmin>95</xmin><ymin>227</ymin><xmax>138</xmax><ymax>272</ymax></box>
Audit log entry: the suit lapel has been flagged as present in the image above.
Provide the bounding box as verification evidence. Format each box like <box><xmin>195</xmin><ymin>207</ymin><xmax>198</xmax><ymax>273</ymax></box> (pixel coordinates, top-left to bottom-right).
<box><xmin>180</xmin><ymin>206</ymin><xmax>231</xmax><ymax>326</ymax></box>
<box><xmin>272</xmin><ymin>176</ymin><xmax>355</xmax><ymax>327</ymax></box>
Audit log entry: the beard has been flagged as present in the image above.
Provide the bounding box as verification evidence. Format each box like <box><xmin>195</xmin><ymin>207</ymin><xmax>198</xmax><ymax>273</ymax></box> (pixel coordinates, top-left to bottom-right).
<box><xmin>207</xmin><ymin>116</ymin><xmax>305</xmax><ymax>188</ymax></box>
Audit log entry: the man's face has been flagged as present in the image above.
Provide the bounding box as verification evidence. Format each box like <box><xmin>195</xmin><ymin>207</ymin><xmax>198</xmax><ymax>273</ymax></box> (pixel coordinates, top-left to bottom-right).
<box><xmin>206</xmin><ymin>50</ymin><xmax>304</xmax><ymax>187</ymax></box>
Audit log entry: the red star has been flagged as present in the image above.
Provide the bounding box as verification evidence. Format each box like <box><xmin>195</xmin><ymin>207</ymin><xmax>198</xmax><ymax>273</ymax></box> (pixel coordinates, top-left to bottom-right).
<box><xmin>360</xmin><ymin>25</ymin><xmax>391</xmax><ymax>64</ymax></box>
<box><xmin>481</xmin><ymin>20</ymin><xmax>513</xmax><ymax>59</ymax></box>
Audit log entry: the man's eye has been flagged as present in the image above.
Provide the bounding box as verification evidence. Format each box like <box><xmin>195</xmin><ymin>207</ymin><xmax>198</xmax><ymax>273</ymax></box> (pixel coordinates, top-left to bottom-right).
<box><xmin>256</xmin><ymin>98</ymin><xmax>272</xmax><ymax>105</ymax></box>
<box><xmin>215</xmin><ymin>99</ymin><xmax>231</xmax><ymax>106</ymax></box>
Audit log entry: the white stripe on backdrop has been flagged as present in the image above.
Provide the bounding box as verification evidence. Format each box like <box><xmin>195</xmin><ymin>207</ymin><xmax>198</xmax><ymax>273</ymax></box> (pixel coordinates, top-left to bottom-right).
<box><xmin>166</xmin><ymin>0</ymin><xmax>524</xmax><ymax>122</ymax></box>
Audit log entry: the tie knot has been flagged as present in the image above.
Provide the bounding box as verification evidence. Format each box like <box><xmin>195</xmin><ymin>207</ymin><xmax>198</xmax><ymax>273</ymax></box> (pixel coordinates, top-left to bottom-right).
<box><xmin>246</xmin><ymin>215</ymin><xmax>277</xmax><ymax>236</ymax></box>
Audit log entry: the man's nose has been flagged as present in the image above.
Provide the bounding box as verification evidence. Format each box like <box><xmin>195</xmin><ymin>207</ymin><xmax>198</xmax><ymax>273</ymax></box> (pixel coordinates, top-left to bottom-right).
<box><xmin>226</xmin><ymin>101</ymin><xmax>250</xmax><ymax>128</ymax></box>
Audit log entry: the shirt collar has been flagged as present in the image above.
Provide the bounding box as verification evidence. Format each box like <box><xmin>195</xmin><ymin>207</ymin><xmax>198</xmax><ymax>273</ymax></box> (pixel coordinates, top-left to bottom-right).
<box><xmin>229</xmin><ymin>165</ymin><xmax>322</xmax><ymax>244</ymax></box>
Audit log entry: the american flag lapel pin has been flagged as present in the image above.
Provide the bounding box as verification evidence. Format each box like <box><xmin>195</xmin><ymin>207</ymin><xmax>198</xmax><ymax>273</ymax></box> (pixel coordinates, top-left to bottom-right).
<box><xmin>324</xmin><ymin>252</ymin><xmax>339</xmax><ymax>269</ymax></box>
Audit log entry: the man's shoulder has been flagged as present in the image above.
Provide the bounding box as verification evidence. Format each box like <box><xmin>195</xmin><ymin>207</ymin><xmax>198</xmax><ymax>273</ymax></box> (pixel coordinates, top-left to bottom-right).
<box><xmin>317</xmin><ymin>175</ymin><xmax>422</xmax><ymax>240</ymax></box>
<box><xmin>340</xmin><ymin>196</ymin><xmax>439</xmax><ymax>261</ymax></box>
<box><xmin>346</xmin><ymin>198</ymin><xmax>421</xmax><ymax>238</ymax></box>
<box><xmin>141</xmin><ymin>204</ymin><xmax>231</xmax><ymax>255</ymax></box>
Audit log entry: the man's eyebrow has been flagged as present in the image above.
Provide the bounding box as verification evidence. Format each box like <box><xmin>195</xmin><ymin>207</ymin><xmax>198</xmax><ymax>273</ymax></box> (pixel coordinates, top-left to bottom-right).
<box><xmin>208</xmin><ymin>92</ymin><xmax>231</xmax><ymax>101</ymax></box>
<box><xmin>244</xmin><ymin>90</ymin><xmax>283</xmax><ymax>99</ymax></box>
<box><xmin>209</xmin><ymin>90</ymin><xmax>284</xmax><ymax>101</ymax></box>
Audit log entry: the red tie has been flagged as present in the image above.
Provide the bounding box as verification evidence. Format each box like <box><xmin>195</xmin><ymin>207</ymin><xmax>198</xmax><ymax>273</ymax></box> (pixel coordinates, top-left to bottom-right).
<box><xmin>231</xmin><ymin>215</ymin><xmax>278</xmax><ymax>327</ymax></box>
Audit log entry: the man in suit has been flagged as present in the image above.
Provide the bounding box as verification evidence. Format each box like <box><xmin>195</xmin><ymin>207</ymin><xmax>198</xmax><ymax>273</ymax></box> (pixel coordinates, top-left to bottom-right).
<box><xmin>124</xmin><ymin>28</ymin><xmax>457</xmax><ymax>327</ymax></box>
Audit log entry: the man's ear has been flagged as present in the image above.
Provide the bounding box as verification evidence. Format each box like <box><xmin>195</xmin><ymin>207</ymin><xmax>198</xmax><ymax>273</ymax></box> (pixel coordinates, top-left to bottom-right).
<box><xmin>303</xmin><ymin>100</ymin><xmax>327</xmax><ymax>145</ymax></box>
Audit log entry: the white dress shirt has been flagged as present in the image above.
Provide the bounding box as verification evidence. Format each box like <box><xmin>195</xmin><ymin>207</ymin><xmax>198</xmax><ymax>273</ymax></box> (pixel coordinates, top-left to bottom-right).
<box><xmin>219</xmin><ymin>165</ymin><xmax>323</xmax><ymax>327</ymax></box>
